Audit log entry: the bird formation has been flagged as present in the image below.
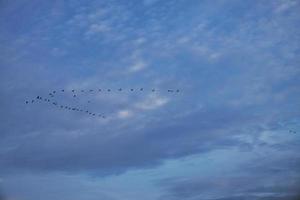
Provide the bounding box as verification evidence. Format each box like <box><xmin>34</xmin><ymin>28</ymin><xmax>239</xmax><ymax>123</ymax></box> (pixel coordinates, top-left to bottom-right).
<box><xmin>25</xmin><ymin>88</ymin><xmax>181</xmax><ymax>119</ymax></box>
<box><xmin>25</xmin><ymin>95</ymin><xmax>106</xmax><ymax>118</ymax></box>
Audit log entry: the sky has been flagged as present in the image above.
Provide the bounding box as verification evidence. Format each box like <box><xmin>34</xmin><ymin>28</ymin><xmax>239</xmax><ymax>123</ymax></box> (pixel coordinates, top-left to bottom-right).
<box><xmin>0</xmin><ymin>0</ymin><xmax>300</xmax><ymax>199</ymax></box>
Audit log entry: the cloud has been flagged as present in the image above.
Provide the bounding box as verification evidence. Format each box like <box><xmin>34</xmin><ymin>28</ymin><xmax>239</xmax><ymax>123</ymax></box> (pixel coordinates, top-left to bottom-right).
<box><xmin>135</xmin><ymin>95</ymin><xmax>169</xmax><ymax>110</ymax></box>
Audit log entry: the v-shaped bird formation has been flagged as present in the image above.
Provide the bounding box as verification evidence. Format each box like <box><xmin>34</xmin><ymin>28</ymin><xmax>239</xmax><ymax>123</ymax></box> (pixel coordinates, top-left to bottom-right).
<box><xmin>25</xmin><ymin>88</ymin><xmax>181</xmax><ymax>119</ymax></box>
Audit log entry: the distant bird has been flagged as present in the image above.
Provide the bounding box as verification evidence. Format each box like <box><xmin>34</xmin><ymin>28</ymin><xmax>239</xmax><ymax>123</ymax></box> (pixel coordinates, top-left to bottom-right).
<box><xmin>140</xmin><ymin>88</ymin><xmax>143</xmax><ymax>91</ymax></box>
<box><xmin>72</xmin><ymin>90</ymin><xmax>75</xmax><ymax>92</ymax></box>
<box><xmin>49</xmin><ymin>93</ymin><xmax>53</xmax><ymax>96</ymax></box>
<box><xmin>25</xmin><ymin>101</ymin><xmax>28</xmax><ymax>104</ymax></box>
<box><xmin>176</xmin><ymin>89</ymin><xmax>179</xmax><ymax>92</ymax></box>
<box><xmin>31</xmin><ymin>100</ymin><xmax>34</xmax><ymax>103</ymax></box>
<box><xmin>98</xmin><ymin>89</ymin><xmax>101</xmax><ymax>92</ymax></box>
<box><xmin>168</xmin><ymin>89</ymin><xmax>174</xmax><ymax>92</ymax></box>
<box><xmin>130</xmin><ymin>88</ymin><xmax>134</xmax><ymax>91</ymax></box>
<box><xmin>92</xmin><ymin>113</ymin><xmax>95</xmax><ymax>116</ymax></box>
<box><xmin>118</xmin><ymin>88</ymin><xmax>122</xmax><ymax>91</ymax></box>
<box><xmin>88</xmin><ymin>101</ymin><xmax>91</xmax><ymax>103</ymax></box>
<box><xmin>152</xmin><ymin>89</ymin><xmax>155</xmax><ymax>92</ymax></box>
<box><xmin>72</xmin><ymin>108</ymin><xmax>76</xmax><ymax>110</ymax></box>
<box><xmin>89</xmin><ymin>89</ymin><xmax>93</xmax><ymax>92</ymax></box>
<box><xmin>47</xmin><ymin>99</ymin><xmax>50</xmax><ymax>102</ymax></box>
<box><xmin>89</xmin><ymin>112</ymin><xmax>92</xmax><ymax>115</ymax></box>
<box><xmin>53</xmin><ymin>91</ymin><xmax>56</xmax><ymax>94</ymax></box>
<box><xmin>107</xmin><ymin>89</ymin><xmax>111</xmax><ymax>92</ymax></box>
<box><xmin>86</xmin><ymin>111</ymin><xmax>89</xmax><ymax>113</ymax></box>
<box><xmin>73</xmin><ymin>94</ymin><xmax>76</xmax><ymax>97</ymax></box>
<box><xmin>81</xmin><ymin>90</ymin><xmax>84</xmax><ymax>92</ymax></box>
<box><xmin>61</xmin><ymin>89</ymin><xmax>64</xmax><ymax>92</ymax></box>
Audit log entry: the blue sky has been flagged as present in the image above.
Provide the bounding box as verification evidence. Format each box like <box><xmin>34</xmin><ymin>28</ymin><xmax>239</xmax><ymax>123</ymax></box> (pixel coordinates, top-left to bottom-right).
<box><xmin>0</xmin><ymin>0</ymin><xmax>300</xmax><ymax>199</ymax></box>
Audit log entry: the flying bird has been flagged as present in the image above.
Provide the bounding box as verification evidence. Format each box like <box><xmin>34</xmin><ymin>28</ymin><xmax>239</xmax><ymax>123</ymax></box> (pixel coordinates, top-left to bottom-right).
<box><xmin>72</xmin><ymin>90</ymin><xmax>75</xmax><ymax>92</ymax></box>
<box><xmin>25</xmin><ymin>101</ymin><xmax>28</xmax><ymax>104</ymax></box>
<box><xmin>130</xmin><ymin>88</ymin><xmax>134</xmax><ymax>91</ymax></box>
<box><xmin>140</xmin><ymin>88</ymin><xmax>143</xmax><ymax>91</ymax></box>
<box><xmin>107</xmin><ymin>89</ymin><xmax>111</xmax><ymax>92</ymax></box>
<box><xmin>118</xmin><ymin>88</ymin><xmax>122</xmax><ymax>91</ymax></box>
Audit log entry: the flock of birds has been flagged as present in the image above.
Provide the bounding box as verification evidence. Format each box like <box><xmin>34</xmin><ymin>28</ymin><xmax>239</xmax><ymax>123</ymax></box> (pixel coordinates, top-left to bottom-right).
<box><xmin>25</xmin><ymin>88</ymin><xmax>180</xmax><ymax>119</ymax></box>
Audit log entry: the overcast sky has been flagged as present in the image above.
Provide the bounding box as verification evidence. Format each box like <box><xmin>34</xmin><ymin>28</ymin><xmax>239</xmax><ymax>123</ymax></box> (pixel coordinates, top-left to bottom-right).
<box><xmin>0</xmin><ymin>0</ymin><xmax>300</xmax><ymax>200</ymax></box>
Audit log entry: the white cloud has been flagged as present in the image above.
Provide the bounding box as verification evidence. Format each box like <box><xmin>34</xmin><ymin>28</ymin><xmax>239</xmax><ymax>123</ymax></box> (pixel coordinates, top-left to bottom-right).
<box><xmin>129</xmin><ymin>60</ymin><xmax>147</xmax><ymax>72</ymax></box>
<box><xmin>135</xmin><ymin>95</ymin><xmax>169</xmax><ymax>110</ymax></box>
<box><xmin>117</xmin><ymin>109</ymin><xmax>133</xmax><ymax>119</ymax></box>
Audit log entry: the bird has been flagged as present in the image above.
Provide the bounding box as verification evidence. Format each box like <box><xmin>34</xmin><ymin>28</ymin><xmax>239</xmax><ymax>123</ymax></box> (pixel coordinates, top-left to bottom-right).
<box><xmin>92</xmin><ymin>114</ymin><xmax>95</xmax><ymax>116</ymax></box>
<box><xmin>140</xmin><ymin>88</ymin><xmax>143</xmax><ymax>91</ymax></box>
<box><xmin>81</xmin><ymin>90</ymin><xmax>84</xmax><ymax>92</ymax></box>
<box><xmin>73</xmin><ymin>94</ymin><xmax>76</xmax><ymax>97</ymax></box>
<box><xmin>89</xmin><ymin>89</ymin><xmax>93</xmax><ymax>92</ymax></box>
<box><xmin>88</xmin><ymin>101</ymin><xmax>91</xmax><ymax>103</ymax></box>
<box><xmin>31</xmin><ymin>100</ymin><xmax>34</xmax><ymax>103</ymax></box>
<box><xmin>53</xmin><ymin>91</ymin><xmax>56</xmax><ymax>94</ymax></box>
<box><xmin>98</xmin><ymin>89</ymin><xmax>101</xmax><ymax>92</ymax></box>
<box><xmin>25</xmin><ymin>101</ymin><xmax>28</xmax><ymax>104</ymax></box>
<box><xmin>168</xmin><ymin>89</ymin><xmax>174</xmax><ymax>92</ymax></box>
<box><xmin>107</xmin><ymin>89</ymin><xmax>111</xmax><ymax>92</ymax></box>
<box><xmin>130</xmin><ymin>88</ymin><xmax>134</xmax><ymax>91</ymax></box>
<box><xmin>118</xmin><ymin>88</ymin><xmax>122</xmax><ymax>91</ymax></box>
<box><xmin>61</xmin><ymin>89</ymin><xmax>64</xmax><ymax>92</ymax></box>
<box><xmin>176</xmin><ymin>89</ymin><xmax>179</xmax><ymax>92</ymax></box>
<box><xmin>72</xmin><ymin>90</ymin><xmax>75</xmax><ymax>92</ymax></box>
<box><xmin>152</xmin><ymin>89</ymin><xmax>155</xmax><ymax>92</ymax></box>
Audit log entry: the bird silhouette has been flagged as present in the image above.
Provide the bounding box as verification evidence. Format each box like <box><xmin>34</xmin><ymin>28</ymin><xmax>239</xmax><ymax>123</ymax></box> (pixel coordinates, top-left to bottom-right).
<box><xmin>176</xmin><ymin>89</ymin><xmax>179</xmax><ymax>92</ymax></box>
<box><xmin>73</xmin><ymin>95</ymin><xmax>76</xmax><ymax>97</ymax></box>
<box><xmin>31</xmin><ymin>100</ymin><xmax>34</xmax><ymax>103</ymax></box>
<box><xmin>130</xmin><ymin>88</ymin><xmax>134</xmax><ymax>91</ymax></box>
<box><xmin>25</xmin><ymin>101</ymin><xmax>28</xmax><ymax>104</ymax></box>
<box><xmin>72</xmin><ymin>90</ymin><xmax>75</xmax><ymax>92</ymax></box>
<box><xmin>107</xmin><ymin>89</ymin><xmax>111</xmax><ymax>92</ymax></box>
<box><xmin>152</xmin><ymin>89</ymin><xmax>155</xmax><ymax>92</ymax></box>
<box><xmin>89</xmin><ymin>89</ymin><xmax>93</xmax><ymax>92</ymax></box>
<box><xmin>81</xmin><ymin>90</ymin><xmax>84</xmax><ymax>92</ymax></box>
<box><xmin>140</xmin><ymin>88</ymin><xmax>143</xmax><ymax>91</ymax></box>
<box><xmin>61</xmin><ymin>89</ymin><xmax>64</xmax><ymax>92</ymax></box>
<box><xmin>118</xmin><ymin>88</ymin><xmax>122</xmax><ymax>91</ymax></box>
<box><xmin>98</xmin><ymin>89</ymin><xmax>101</xmax><ymax>92</ymax></box>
